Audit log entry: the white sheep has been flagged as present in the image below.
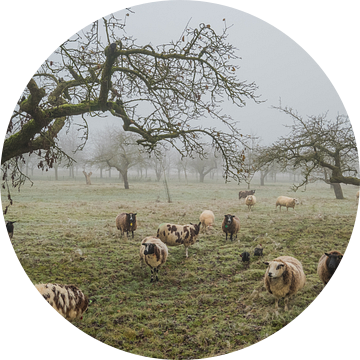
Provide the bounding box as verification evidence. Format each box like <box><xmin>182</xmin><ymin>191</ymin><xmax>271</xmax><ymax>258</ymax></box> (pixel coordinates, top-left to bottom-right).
<box><xmin>140</xmin><ymin>236</ymin><xmax>168</xmax><ymax>282</ymax></box>
<box><xmin>275</xmin><ymin>196</ymin><xmax>299</xmax><ymax>211</ymax></box>
<box><xmin>115</xmin><ymin>212</ymin><xmax>137</xmax><ymax>238</ymax></box>
<box><xmin>317</xmin><ymin>250</ymin><xmax>343</xmax><ymax>286</ymax></box>
<box><xmin>221</xmin><ymin>214</ymin><xmax>240</xmax><ymax>241</ymax></box>
<box><xmin>157</xmin><ymin>222</ymin><xmax>201</xmax><ymax>258</ymax></box>
<box><xmin>245</xmin><ymin>195</ymin><xmax>256</xmax><ymax>211</ymax></box>
<box><xmin>264</xmin><ymin>255</ymin><xmax>306</xmax><ymax>311</ymax></box>
<box><xmin>35</xmin><ymin>283</ymin><xmax>89</xmax><ymax>321</ymax></box>
<box><xmin>199</xmin><ymin>210</ymin><xmax>215</xmax><ymax>233</ymax></box>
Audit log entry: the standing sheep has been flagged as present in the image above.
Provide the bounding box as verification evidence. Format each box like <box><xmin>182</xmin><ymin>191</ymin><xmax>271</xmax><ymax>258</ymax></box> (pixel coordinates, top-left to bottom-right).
<box><xmin>157</xmin><ymin>222</ymin><xmax>201</xmax><ymax>258</ymax></box>
<box><xmin>245</xmin><ymin>195</ymin><xmax>256</xmax><ymax>211</ymax></box>
<box><xmin>140</xmin><ymin>236</ymin><xmax>168</xmax><ymax>282</ymax></box>
<box><xmin>264</xmin><ymin>256</ymin><xmax>306</xmax><ymax>311</ymax></box>
<box><xmin>6</xmin><ymin>220</ymin><xmax>16</xmax><ymax>239</ymax></box>
<box><xmin>199</xmin><ymin>210</ymin><xmax>215</xmax><ymax>233</ymax></box>
<box><xmin>317</xmin><ymin>250</ymin><xmax>343</xmax><ymax>285</ymax></box>
<box><xmin>239</xmin><ymin>190</ymin><xmax>255</xmax><ymax>200</ymax></box>
<box><xmin>221</xmin><ymin>214</ymin><xmax>240</xmax><ymax>241</ymax></box>
<box><xmin>115</xmin><ymin>212</ymin><xmax>137</xmax><ymax>238</ymax></box>
<box><xmin>35</xmin><ymin>283</ymin><xmax>89</xmax><ymax>321</ymax></box>
<box><xmin>275</xmin><ymin>196</ymin><xmax>299</xmax><ymax>211</ymax></box>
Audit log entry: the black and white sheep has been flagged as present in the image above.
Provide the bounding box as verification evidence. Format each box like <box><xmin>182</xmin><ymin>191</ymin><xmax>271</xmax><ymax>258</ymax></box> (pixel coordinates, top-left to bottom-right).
<box><xmin>239</xmin><ymin>190</ymin><xmax>255</xmax><ymax>200</ymax></box>
<box><xmin>6</xmin><ymin>220</ymin><xmax>16</xmax><ymax>239</ymax></box>
<box><xmin>35</xmin><ymin>283</ymin><xmax>89</xmax><ymax>321</ymax></box>
<box><xmin>199</xmin><ymin>210</ymin><xmax>215</xmax><ymax>233</ymax></box>
<box><xmin>115</xmin><ymin>212</ymin><xmax>137</xmax><ymax>238</ymax></box>
<box><xmin>275</xmin><ymin>196</ymin><xmax>299</xmax><ymax>211</ymax></box>
<box><xmin>140</xmin><ymin>236</ymin><xmax>168</xmax><ymax>282</ymax></box>
<box><xmin>264</xmin><ymin>255</ymin><xmax>306</xmax><ymax>311</ymax></box>
<box><xmin>221</xmin><ymin>214</ymin><xmax>240</xmax><ymax>241</ymax></box>
<box><xmin>157</xmin><ymin>222</ymin><xmax>201</xmax><ymax>258</ymax></box>
<box><xmin>317</xmin><ymin>250</ymin><xmax>343</xmax><ymax>285</ymax></box>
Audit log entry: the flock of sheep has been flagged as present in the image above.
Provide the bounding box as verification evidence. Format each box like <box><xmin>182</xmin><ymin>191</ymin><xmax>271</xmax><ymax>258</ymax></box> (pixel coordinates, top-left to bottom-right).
<box><xmin>9</xmin><ymin>188</ymin><xmax>345</xmax><ymax>322</ymax></box>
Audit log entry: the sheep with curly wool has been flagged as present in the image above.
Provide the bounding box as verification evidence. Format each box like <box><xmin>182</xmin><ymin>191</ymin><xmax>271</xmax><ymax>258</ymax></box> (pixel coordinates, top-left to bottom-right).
<box><xmin>245</xmin><ymin>195</ymin><xmax>256</xmax><ymax>211</ymax></box>
<box><xmin>221</xmin><ymin>214</ymin><xmax>240</xmax><ymax>241</ymax></box>
<box><xmin>275</xmin><ymin>196</ymin><xmax>299</xmax><ymax>211</ymax></box>
<box><xmin>264</xmin><ymin>256</ymin><xmax>306</xmax><ymax>311</ymax></box>
<box><xmin>317</xmin><ymin>250</ymin><xmax>343</xmax><ymax>286</ymax></box>
<box><xmin>140</xmin><ymin>236</ymin><xmax>168</xmax><ymax>282</ymax></box>
<box><xmin>115</xmin><ymin>212</ymin><xmax>137</xmax><ymax>238</ymax></box>
<box><xmin>157</xmin><ymin>222</ymin><xmax>201</xmax><ymax>258</ymax></box>
<box><xmin>35</xmin><ymin>283</ymin><xmax>89</xmax><ymax>321</ymax></box>
<box><xmin>199</xmin><ymin>210</ymin><xmax>215</xmax><ymax>233</ymax></box>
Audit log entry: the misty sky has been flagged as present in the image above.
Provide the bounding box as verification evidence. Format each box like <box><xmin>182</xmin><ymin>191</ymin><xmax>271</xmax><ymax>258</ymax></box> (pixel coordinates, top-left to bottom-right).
<box><xmin>79</xmin><ymin>1</ymin><xmax>347</xmax><ymax>146</ymax></box>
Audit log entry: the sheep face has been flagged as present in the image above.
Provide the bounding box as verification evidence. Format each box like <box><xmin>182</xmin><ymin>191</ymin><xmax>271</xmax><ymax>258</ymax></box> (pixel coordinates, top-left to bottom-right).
<box><xmin>224</xmin><ymin>214</ymin><xmax>235</xmax><ymax>226</ymax></box>
<box><xmin>294</xmin><ymin>198</ymin><xmax>300</xmax><ymax>205</ymax></box>
<box><xmin>325</xmin><ymin>253</ymin><xmax>343</xmax><ymax>274</ymax></box>
<box><xmin>127</xmin><ymin>213</ymin><xmax>137</xmax><ymax>226</ymax></box>
<box><xmin>143</xmin><ymin>243</ymin><xmax>156</xmax><ymax>256</ymax></box>
<box><xmin>240</xmin><ymin>251</ymin><xmax>250</xmax><ymax>262</ymax></box>
<box><xmin>264</xmin><ymin>261</ymin><xmax>286</xmax><ymax>279</ymax></box>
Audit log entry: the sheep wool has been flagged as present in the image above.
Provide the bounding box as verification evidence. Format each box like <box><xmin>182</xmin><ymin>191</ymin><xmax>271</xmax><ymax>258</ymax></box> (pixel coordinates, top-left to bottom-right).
<box><xmin>115</xmin><ymin>212</ymin><xmax>137</xmax><ymax>238</ymax></box>
<box><xmin>221</xmin><ymin>214</ymin><xmax>240</xmax><ymax>241</ymax></box>
<box><xmin>35</xmin><ymin>283</ymin><xmax>89</xmax><ymax>321</ymax></box>
<box><xmin>264</xmin><ymin>256</ymin><xmax>306</xmax><ymax>311</ymax></box>
<box><xmin>140</xmin><ymin>236</ymin><xmax>168</xmax><ymax>282</ymax></box>
<box><xmin>245</xmin><ymin>195</ymin><xmax>256</xmax><ymax>211</ymax></box>
<box><xmin>199</xmin><ymin>210</ymin><xmax>215</xmax><ymax>232</ymax></box>
<box><xmin>275</xmin><ymin>196</ymin><xmax>299</xmax><ymax>211</ymax></box>
<box><xmin>157</xmin><ymin>222</ymin><xmax>201</xmax><ymax>258</ymax></box>
<box><xmin>317</xmin><ymin>250</ymin><xmax>343</xmax><ymax>285</ymax></box>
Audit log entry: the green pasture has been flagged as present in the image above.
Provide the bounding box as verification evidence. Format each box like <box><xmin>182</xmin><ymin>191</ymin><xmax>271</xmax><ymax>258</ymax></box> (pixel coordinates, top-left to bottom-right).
<box><xmin>3</xmin><ymin>179</ymin><xmax>357</xmax><ymax>359</ymax></box>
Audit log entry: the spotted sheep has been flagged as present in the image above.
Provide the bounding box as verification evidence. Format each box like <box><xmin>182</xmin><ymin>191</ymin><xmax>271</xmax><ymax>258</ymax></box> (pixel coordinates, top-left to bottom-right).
<box><xmin>275</xmin><ymin>196</ymin><xmax>299</xmax><ymax>211</ymax></box>
<box><xmin>221</xmin><ymin>214</ymin><xmax>240</xmax><ymax>241</ymax></box>
<box><xmin>35</xmin><ymin>283</ymin><xmax>89</xmax><ymax>321</ymax></box>
<box><xmin>199</xmin><ymin>210</ymin><xmax>215</xmax><ymax>233</ymax></box>
<box><xmin>115</xmin><ymin>212</ymin><xmax>137</xmax><ymax>238</ymax></box>
<box><xmin>264</xmin><ymin>256</ymin><xmax>306</xmax><ymax>311</ymax></box>
<box><xmin>140</xmin><ymin>236</ymin><xmax>168</xmax><ymax>282</ymax></box>
<box><xmin>157</xmin><ymin>222</ymin><xmax>201</xmax><ymax>258</ymax></box>
<box><xmin>239</xmin><ymin>190</ymin><xmax>255</xmax><ymax>200</ymax></box>
<box><xmin>317</xmin><ymin>250</ymin><xmax>343</xmax><ymax>285</ymax></box>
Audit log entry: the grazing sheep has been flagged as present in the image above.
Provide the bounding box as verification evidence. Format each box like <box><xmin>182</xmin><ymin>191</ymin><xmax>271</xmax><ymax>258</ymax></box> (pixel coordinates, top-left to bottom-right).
<box><xmin>140</xmin><ymin>236</ymin><xmax>168</xmax><ymax>282</ymax></box>
<box><xmin>317</xmin><ymin>250</ymin><xmax>343</xmax><ymax>285</ymax></box>
<box><xmin>6</xmin><ymin>221</ymin><xmax>16</xmax><ymax>239</ymax></box>
<box><xmin>157</xmin><ymin>222</ymin><xmax>201</xmax><ymax>258</ymax></box>
<box><xmin>264</xmin><ymin>256</ymin><xmax>306</xmax><ymax>311</ymax></box>
<box><xmin>245</xmin><ymin>195</ymin><xmax>256</xmax><ymax>211</ymax></box>
<box><xmin>221</xmin><ymin>214</ymin><xmax>240</xmax><ymax>241</ymax></box>
<box><xmin>254</xmin><ymin>244</ymin><xmax>263</xmax><ymax>257</ymax></box>
<box><xmin>115</xmin><ymin>212</ymin><xmax>137</xmax><ymax>238</ymax></box>
<box><xmin>35</xmin><ymin>283</ymin><xmax>89</xmax><ymax>321</ymax></box>
<box><xmin>240</xmin><ymin>251</ymin><xmax>250</xmax><ymax>262</ymax></box>
<box><xmin>275</xmin><ymin>196</ymin><xmax>299</xmax><ymax>211</ymax></box>
<box><xmin>239</xmin><ymin>190</ymin><xmax>255</xmax><ymax>200</ymax></box>
<box><xmin>199</xmin><ymin>210</ymin><xmax>215</xmax><ymax>233</ymax></box>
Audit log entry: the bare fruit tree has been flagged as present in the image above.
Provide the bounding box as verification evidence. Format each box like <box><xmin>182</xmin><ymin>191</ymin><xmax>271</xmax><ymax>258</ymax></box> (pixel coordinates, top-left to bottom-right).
<box><xmin>2</xmin><ymin>13</ymin><xmax>261</xmax><ymax>198</ymax></box>
<box><xmin>257</xmin><ymin>106</ymin><xmax>359</xmax><ymax>198</ymax></box>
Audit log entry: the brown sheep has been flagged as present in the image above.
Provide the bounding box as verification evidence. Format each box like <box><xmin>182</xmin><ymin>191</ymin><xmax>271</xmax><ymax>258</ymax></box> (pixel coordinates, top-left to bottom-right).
<box><xmin>115</xmin><ymin>212</ymin><xmax>137</xmax><ymax>238</ymax></box>
<box><xmin>140</xmin><ymin>236</ymin><xmax>168</xmax><ymax>282</ymax></box>
<box><xmin>35</xmin><ymin>283</ymin><xmax>89</xmax><ymax>321</ymax></box>
<box><xmin>317</xmin><ymin>250</ymin><xmax>343</xmax><ymax>285</ymax></box>
<box><xmin>221</xmin><ymin>214</ymin><xmax>240</xmax><ymax>241</ymax></box>
<box><xmin>239</xmin><ymin>190</ymin><xmax>255</xmax><ymax>199</ymax></box>
<box><xmin>264</xmin><ymin>256</ymin><xmax>306</xmax><ymax>311</ymax></box>
<box><xmin>276</xmin><ymin>196</ymin><xmax>299</xmax><ymax>211</ymax></box>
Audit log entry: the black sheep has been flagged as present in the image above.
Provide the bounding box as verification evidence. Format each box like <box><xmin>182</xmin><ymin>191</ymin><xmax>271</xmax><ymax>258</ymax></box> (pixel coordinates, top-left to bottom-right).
<box><xmin>240</xmin><ymin>251</ymin><xmax>250</xmax><ymax>262</ymax></box>
<box><xmin>6</xmin><ymin>221</ymin><xmax>16</xmax><ymax>239</ymax></box>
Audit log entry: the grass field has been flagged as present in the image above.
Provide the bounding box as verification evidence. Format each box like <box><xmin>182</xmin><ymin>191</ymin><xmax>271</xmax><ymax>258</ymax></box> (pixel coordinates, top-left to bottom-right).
<box><xmin>3</xmin><ymin>178</ymin><xmax>357</xmax><ymax>359</ymax></box>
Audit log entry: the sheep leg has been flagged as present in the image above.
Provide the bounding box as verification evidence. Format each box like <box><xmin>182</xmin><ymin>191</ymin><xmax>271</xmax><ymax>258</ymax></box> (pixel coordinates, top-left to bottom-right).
<box><xmin>185</xmin><ymin>247</ymin><xmax>189</xmax><ymax>258</ymax></box>
<box><xmin>230</xmin><ymin>233</ymin><xmax>233</xmax><ymax>241</ymax></box>
<box><xmin>132</xmin><ymin>231</ymin><xmax>134</xmax><ymax>239</ymax></box>
<box><xmin>150</xmin><ymin>268</ymin><xmax>154</xmax><ymax>283</ymax></box>
<box><xmin>225</xmin><ymin>232</ymin><xmax>228</xmax><ymax>241</ymax></box>
<box><xmin>155</xmin><ymin>268</ymin><xmax>159</xmax><ymax>282</ymax></box>
<box><xmin>284</xmin><ymin>296</ymin><xmax>290</xmax><ymax>311</ymax></box>
<box><xmin>274</xmin><ymin>297</ymin><xmax>279</xmax><ymax>310</ymax></box>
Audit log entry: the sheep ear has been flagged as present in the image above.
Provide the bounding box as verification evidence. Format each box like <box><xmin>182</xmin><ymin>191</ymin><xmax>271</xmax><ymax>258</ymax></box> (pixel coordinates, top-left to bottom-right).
<box><xmin>325</xmin><ymin>253</ymin><xmax>330</xmax><ymax>257</ymax></box>
<box><xmin>232</xmin><ymin>215</ymin><xmax>235</xmax><ymax>218</ymax></box>
<box><xmin>134</xmin><ymin>213</ymin><xmax>137</xmax><ymax>215</ymax></box>
<box><xmin>198</xmin><ymin>222</ymin><xmax>201</xmax><ymax>227</ymax></box>
<box><xmin>263</xmin><ymin>261</ymin><xmax>269</xmax><ymax>266</ymax></box>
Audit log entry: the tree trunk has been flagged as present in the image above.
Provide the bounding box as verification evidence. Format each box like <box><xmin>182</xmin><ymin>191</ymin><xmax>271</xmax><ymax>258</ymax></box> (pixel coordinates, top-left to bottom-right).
<box><xmin>54</xmin><ymin>165</ymin><xmax>58</xmax><ymax>181</ymax></box>
<box><xmin>199</xmin><ymin>172</ymin><xmax>205</xmax><ymax>183</ymax></box>
<box><xmin>260</xmin><ymin>171</ymin><xmax>265</xmax><ymax>186</ymax></box>
<box><xmin>83</xmin><ymin>171</ymin><xmax>92</xmax><ymax>185</ymax></box>
<box><xmin>121</xmin><ymin>170</ymin><xmax>129</xmax><ymax>189</ymax></box>
<box><xmin>332</xmin><ymin>183</ymin><xmax>344</xmax><ymax>199</ymax></box>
